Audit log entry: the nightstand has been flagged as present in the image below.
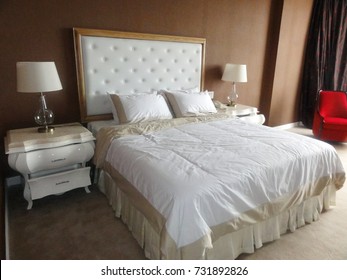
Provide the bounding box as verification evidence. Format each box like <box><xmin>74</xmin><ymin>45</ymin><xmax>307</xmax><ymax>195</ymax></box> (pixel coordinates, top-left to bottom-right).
<box><xmin>5</xmin><ymin>123</ymin><xmax>95</xmax><ymax>209</ymax></box>
<box><xmin>225</xmin><ymin>104</ymin><xmax>265</xmax><ymax>124</ymax></box>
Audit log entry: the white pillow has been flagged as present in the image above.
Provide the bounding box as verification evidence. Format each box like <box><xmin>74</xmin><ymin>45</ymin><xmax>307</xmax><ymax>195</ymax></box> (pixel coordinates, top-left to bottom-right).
<box><xmin>107</xmin><ymin>91</ymin><xmax>155</xmax><ymax>124</ymax></box>
<box><xmin>159</xmin><ymin>87</ymin><xmax>202</xmax><ymax>115</ymax></box>
<box><xmin>165</xmin><ymin>91</ymin><xmax>217</xmax><ymax>117</ymax></box>
<box><xmin>109</xmin><ymin>93</ymin><xmax>173</xmax><ymax>124</ymax></box>
<box><xmin>159</xmin><ymin>87</ymin><xmax>200</xmax><ymax>95</ymax></box>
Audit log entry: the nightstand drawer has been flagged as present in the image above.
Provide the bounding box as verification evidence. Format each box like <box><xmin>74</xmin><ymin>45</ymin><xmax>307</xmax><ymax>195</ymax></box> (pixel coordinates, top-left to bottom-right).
<box><xmin>28</xmin><ymin>167</ymin><xmax>91</xmax><ymax>200</ymax></box>
<box><xmin>8</xmin><ymin>141</ymin><xmax>94</xmax><ymax>174</ymax></box>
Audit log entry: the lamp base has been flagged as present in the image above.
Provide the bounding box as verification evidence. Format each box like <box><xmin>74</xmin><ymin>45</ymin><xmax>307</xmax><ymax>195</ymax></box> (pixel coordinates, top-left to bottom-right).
<box><xmin>227</xmin><ymin>101</ymin><xmax>237</xmax><ymax>107</ymax></box>
<box><xmin>227</xmin><ymin>82</ymin><xmax>238</xmax><ymax>108</ymax></box>
<box><xmin>37</xmin><ymin>126</ymin><xmax>55</xmax><ymax>133</ymax></box>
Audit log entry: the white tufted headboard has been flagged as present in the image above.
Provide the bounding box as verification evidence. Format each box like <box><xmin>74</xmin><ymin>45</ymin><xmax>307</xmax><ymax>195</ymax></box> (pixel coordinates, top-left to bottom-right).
<box><xmin>73</xmin><ymin>28</ymin><xmax>206</xmax><ymax>122</ymax></box>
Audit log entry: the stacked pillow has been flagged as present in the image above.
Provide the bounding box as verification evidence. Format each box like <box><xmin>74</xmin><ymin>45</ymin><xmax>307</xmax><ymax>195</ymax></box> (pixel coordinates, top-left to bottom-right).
<box><xmin>161</xmin><ymin>89</ymin><xmax>216</xmax><ymax>118</ymax></box>
<box><xmin>108</xmin><ymin>87</ymin><xmax>216</xmax><ymax>124</ymax></box>
<box><xmin>108</xmin><ymin>92</ymin><xmax>173</xmax><ymax>124</ymax></box>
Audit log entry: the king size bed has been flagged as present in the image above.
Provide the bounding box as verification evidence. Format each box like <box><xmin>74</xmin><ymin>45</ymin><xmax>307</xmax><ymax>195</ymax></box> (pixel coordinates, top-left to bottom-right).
<box><xmin>73</xmin><ymin>27</ymin><xmax>345</xmax><ymax>259</ymax></box>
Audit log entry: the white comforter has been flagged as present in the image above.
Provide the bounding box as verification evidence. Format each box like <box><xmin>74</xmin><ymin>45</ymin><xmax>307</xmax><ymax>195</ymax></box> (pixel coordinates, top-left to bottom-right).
<box><xmin>104</xmin><ymin>118</ymin><xmax>345</xmax><ymax>248</ymax></box>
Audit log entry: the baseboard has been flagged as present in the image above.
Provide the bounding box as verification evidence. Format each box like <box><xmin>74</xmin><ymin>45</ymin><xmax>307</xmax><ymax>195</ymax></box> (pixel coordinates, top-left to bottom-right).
<box><xmin>5</xmin><ymin>178</ymin><xmax>10</xmax><ymax>260</ymax></box>
<box><xmin>5</xmin><ymin>175</ymin><xmax>23</xmax><ymax>259</ymax></box>
<box><xmin>274</xmin><ymin>121</ymin><xmax>303</xmax><ymax>130</ymax></box>
<box><xmin>5</xmin><ymin>175</ymin><xmax>22</xmax><ymax>188</ymax></box>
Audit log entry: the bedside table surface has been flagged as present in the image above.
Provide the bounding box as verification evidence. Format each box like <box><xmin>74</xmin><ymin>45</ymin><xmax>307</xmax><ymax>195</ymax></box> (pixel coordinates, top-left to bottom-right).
<box><xmin>225</xmin><ymin>104</ymin><xmax>258</xmax><ymax>116</ymax></box>
<box><xmin>5</xmin><ymin>123</ymin><xmax>95</xmax><ymax>154</ymax></box>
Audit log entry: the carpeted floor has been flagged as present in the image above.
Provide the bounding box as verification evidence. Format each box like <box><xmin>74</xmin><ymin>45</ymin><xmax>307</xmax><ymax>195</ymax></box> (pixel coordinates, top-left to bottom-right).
<box><xmin>6</xmin><ymin>185</ymin><xmax>146</xmax><ymax>260</ymax></box>
<box><xmin>6</xmin><ymin>126</ymin><xmax>347</xmax><ymax>260</ymax></box>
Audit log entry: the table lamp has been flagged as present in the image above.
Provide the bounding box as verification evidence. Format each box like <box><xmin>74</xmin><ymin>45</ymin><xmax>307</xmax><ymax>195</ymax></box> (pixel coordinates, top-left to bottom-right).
<box><xmin>17</xmin><ymin>61</ymin><xmax>62</xmax><ymax>132</ymax></box>
<box><xmin>222</xmin><ymin>63</ymin><xmax>247</xmax><ymax>107</ymax></box>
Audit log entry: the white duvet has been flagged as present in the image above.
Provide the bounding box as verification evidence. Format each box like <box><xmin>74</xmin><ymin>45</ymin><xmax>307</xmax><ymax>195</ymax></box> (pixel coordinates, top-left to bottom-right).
<box><xmin>104</xmin><ymin>118</ymin><xmax>345</xmax><ymax>248</ymax></box>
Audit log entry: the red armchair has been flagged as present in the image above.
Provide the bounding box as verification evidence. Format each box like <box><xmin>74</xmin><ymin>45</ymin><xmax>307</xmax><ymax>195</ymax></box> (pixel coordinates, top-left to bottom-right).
<box><xmin>312</xmin><ymin>90</ymin><xmax>347</xmax><ymax>142</ymax></box>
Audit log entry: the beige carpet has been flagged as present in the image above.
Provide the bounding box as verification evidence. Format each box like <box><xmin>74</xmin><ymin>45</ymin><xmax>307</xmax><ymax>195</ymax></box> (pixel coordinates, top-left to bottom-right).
<box><xmin>6</xmin><ymin>126</ymin><xmax>347</xmax><ymax>259</ymax></box>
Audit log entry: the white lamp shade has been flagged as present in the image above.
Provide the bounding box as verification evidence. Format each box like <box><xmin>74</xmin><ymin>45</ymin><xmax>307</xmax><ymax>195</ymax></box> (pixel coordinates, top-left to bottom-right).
<box><xmin>221</xmin><ymin>63</ymin><xmax>247</xmax><ymax>83</ymax></box>
<box><xmin>17</xmin><ymin>62</ymin><xmax>62</xmax><ymax>93</ymax></box>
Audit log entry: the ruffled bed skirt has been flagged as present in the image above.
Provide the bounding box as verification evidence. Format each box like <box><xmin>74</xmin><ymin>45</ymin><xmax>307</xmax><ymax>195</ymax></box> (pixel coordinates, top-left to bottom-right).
<box><xmin>98</xmin><ymin>170</ymin><xmax>337</xmax><ymax>260</ymax></box>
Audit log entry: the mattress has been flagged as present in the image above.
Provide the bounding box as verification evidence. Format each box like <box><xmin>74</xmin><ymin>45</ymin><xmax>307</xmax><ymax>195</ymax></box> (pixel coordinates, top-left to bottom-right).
<box><xmin>87</xmin><ymin>120</ymin><xmax>118</xmax><ymax>136</ymax></box>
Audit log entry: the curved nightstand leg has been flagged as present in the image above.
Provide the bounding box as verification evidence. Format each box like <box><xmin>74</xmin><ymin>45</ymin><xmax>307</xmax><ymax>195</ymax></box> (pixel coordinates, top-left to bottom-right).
<box><xmin>84</xmin><ymin>186</ymin><xmax>91</xmax><ymax>193</ymax></box>
<box><xmin>23</xmin><ymin>180</ymin><xmax>33</xmax><ymax>210</ymax></box>
<box><xmin>27</xmin><ymin>200</ymin><xmax>33</xmax><ymax>210</ymax></box>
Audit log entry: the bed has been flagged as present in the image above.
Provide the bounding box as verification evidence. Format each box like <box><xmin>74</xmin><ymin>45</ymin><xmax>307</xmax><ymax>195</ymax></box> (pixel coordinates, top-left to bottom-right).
<box><xmin>73</xmin><ymin>28</ymin><xmax>345</xmax><ymax>259</ymax></box>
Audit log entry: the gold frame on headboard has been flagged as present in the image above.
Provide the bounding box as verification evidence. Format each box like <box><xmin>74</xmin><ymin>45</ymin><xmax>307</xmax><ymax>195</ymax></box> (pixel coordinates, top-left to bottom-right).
<box><xmin>73</xmin><ymin>27</ymin><xmax>206</xmax><ymax>123</ymax></box>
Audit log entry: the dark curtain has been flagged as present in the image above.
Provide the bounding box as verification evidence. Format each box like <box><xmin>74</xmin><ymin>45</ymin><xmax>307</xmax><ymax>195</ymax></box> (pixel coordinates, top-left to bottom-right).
<box><xmin>300</xmin><ymin>0</ymin><xmax>347</xmax><ymax>128</ymax></box>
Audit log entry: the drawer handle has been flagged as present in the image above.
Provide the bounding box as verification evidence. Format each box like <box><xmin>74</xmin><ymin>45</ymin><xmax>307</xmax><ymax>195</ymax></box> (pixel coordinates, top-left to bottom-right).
<box><xmin>52</xmin><ymin>158</ymin><xmax>66</xmax><ymax>163</ymax></box>
<box><xmin>56</xmin><ymin>180</ymin><xmax>70</xmax><ymax>186</ymax></box>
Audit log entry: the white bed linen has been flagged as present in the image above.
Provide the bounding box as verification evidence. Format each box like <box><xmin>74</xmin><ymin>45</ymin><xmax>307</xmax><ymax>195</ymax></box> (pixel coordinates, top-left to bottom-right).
<box><xmin>104</xmin><ymin>118</ymin><xmax>345</xmax><ymax>248</ymax></box>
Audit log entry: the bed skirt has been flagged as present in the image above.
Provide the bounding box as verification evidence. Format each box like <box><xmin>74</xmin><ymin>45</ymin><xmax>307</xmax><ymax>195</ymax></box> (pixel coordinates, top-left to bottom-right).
<box><xmin>98</xmin><ymin>170</ymin><xmax>337</xmax><ymax>260</ymax></box>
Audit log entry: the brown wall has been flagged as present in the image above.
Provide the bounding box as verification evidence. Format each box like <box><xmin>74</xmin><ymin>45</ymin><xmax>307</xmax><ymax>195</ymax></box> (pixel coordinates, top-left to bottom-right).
<box><xmin>0</xmin><ymin>0</ymin><xmax>313</xmax><ymax>258</ymax></box>
<box><xmin>268</xmin><ymin>0</ymin><xmax>314</xmax><ymax>126</ymax></box>
<box><xmin>0</xmin><ymin>0</ymin><xmax>313</xmax><ymax>131</ymax></box>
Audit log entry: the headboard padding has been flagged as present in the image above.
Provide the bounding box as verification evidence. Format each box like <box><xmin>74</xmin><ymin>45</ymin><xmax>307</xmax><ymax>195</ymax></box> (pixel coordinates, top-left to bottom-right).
<box><xmin>73</xmin><ymin>28</ymin><xmax>206</xmax><ymax>122</ymax></box>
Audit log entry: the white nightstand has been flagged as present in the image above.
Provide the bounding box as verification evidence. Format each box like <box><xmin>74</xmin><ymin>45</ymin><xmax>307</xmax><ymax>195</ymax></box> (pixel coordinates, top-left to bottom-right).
<box><xmin>225</xmin><ymin>104</ymin><xmax>265</xmax><ymax>124</ymax></box>
<box><xmin>5</xmin><ymin>123</ymin><xmax>95</xmax><ymax>209</ymax></box>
